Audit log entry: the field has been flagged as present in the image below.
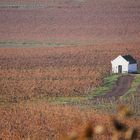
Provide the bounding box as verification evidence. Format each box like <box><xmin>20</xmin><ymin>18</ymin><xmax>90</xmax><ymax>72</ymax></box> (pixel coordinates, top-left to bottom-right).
<box><xmin>0</xmin><ymin>45</ymin><xmax>140</xmax><ymax>101</ymax></box>
<box><xmin>0</xmin><ymin>103</ymin><xmax>140</xmax><ymax>140</ymax></box>
<box><xmin>0</xmin><ymin>45</ymin><xmax>140</xmax><ymax>139</ymax></box>
<box><xmin>0</xmin><ymin>0</ymin><xmax>140</xmax><ymax>139</ymax></box>
<box><xmin>0</xmin><ymin>0</ymin><xmax>140</xmax><ymax>46</ymax></box>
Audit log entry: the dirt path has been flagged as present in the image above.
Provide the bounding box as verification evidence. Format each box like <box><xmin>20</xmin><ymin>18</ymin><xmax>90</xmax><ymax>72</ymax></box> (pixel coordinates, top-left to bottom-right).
<box><xmin>137</xmin><ymin>85</ymin><xmax>140</xmax><ymax>93</ymax></box>
<box><xmin>102</xmin><ymin>75</ymin><xmax>134</xmax><ymax>98</ymax></box>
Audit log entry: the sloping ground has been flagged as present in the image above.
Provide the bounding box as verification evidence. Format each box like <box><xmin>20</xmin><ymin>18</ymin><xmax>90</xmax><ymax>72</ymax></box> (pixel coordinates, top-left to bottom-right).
<box><xmin>0</xmin><ymin>0</ymin><xmax>140</xmax><ymax>46</ymax></box>
<box><xmin>86</xmin><ymin>75</ymin><xmax>140</xmax><ymax>116</ymax></box>
<box><xmin>102</xmin><ymin>75</ymin><xmax>134</xmax><ymax>98</ymax></box>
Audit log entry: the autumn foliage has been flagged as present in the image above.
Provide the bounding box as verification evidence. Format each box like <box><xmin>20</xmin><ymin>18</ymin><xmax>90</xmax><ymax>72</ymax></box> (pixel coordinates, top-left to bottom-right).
<box><xmin>0</xmin><ymin>45</ymin><xmax>140</xmax><ymax>101</ymax></box>
<box><xmin>0</xmin><ymin>103</ymin><xmax>139</xmax><ymax>140</ymax></box>
<box><xmin>0</xmin><ymin>45</ymin><xmax>139</xmax><ymax>139</ymax></box>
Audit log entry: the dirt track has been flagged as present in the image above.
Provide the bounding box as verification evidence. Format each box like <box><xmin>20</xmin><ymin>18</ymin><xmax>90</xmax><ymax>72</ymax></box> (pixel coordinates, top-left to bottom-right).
<box><xmin>102</xmin><ymin>75</ymin><xmax>134</xmax><ymax>98</ymax></box>
<box><xmin>137</xmin><ymin>85</ymin><xmax>140</xmax><ymax>93</ymax></box>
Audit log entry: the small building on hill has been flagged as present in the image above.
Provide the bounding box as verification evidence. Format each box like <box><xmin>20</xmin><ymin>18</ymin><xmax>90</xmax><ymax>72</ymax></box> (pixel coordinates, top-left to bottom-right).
<box><xmin>111</xmin><ymin>55</ymin><xmax>138</xmax><ymax>73</ymax></box>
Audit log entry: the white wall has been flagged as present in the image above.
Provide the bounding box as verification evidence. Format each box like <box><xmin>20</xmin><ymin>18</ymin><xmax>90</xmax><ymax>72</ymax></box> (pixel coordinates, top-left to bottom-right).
<box><xmin>128</xmin><ymin>64</ymin><xmax>137</xmax><ymax>72</ymax></box>
<box><xmin>111</xmin><ymin>55</ymin><xmax>129</xmax><ymax>73</ymax></box>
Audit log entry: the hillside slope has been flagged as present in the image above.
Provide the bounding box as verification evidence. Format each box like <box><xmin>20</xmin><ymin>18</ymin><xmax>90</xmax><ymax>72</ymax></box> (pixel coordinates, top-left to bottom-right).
<box><xmin>0</xmin><ymin>0</ymin><xmax>140</xmax><ymax>46</ymax></box>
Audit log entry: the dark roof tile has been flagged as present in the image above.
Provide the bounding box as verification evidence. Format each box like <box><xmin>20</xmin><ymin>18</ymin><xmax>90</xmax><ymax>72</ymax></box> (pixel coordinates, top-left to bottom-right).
<box><xmin>122</xmin><ymin>55</ymin><xmax>137</xmax><ymax>64</ymax></box>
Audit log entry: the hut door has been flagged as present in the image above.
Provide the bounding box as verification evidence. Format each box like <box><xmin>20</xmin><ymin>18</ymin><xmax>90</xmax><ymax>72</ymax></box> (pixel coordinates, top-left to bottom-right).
<box><xmin>118</xmin><ymin>65</ymin><xmax>122</xmax><ymax>73</ymax></box>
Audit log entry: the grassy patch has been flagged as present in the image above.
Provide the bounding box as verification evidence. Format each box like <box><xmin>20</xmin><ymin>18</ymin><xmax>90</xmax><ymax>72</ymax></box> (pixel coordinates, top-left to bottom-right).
<box><xmin>0</xmin><ymin>40</ymin><xmax>42</xmax><ymax>47</ymax></box>
<box><xmin>0</xmin><ymin>40</ymin><xmax>76</xmax><ymax>48</ymax></box>
<box><xmin>47</xmin><ymin>96</ymin><xmax>87</xmax><ymax>105</ymax></box>
<box><xmin>89</xmin><ymin>74</ymin><xmax>119</xmax><ymax>98</ymax></box>
<box><xmin>44</xmin><ymin>74</ymin><xmax>120</xmax><ymax>105</ymax></box>
<box><xmin>0</xmin><ymin>3</ymin><xmax>48</xmax><ymax>9</ymax></box>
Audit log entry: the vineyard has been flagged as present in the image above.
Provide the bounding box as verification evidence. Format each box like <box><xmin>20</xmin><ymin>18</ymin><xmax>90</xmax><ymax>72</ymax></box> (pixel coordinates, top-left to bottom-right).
<box><xmin>0</xmin><ymin>0</ymin><xmax>140</xmax><ymax>139</ymax></box>
<box><xmin>0</xmin><ymin>45</ymin><xmax>139</xmax><ymax>139</ymax></box>
<box><xmin>0</xmin><ymin>0</ymin><xmax>139</xmax><ymax>45</ymax></box>
<box><xmin>0</xmin><ymin>45</ymin><xmax>140</xmax><ymax>101</ymax></box>
<box><xmin>0</xmin><ymin>103</ymin><xmax>140</xmax><ymax>140</ymax></box>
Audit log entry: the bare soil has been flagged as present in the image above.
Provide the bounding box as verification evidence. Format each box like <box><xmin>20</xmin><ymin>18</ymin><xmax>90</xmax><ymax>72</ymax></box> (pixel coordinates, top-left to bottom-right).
<box><xmin>137</xmin><ymin>85</ymin><xmax>140</xmax><ymax>93</ymax></box>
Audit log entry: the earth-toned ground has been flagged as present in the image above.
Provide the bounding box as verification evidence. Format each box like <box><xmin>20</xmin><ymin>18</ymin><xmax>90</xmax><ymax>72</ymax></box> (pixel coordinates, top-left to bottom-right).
<box><xmin>0</xmin><ymin>0</ymin><xmax>140</xmax><ymax>140</ymax></box>
<box><xmin>137</xmin><ymin>85</ymin><xmax>140</xmax><ymax>93</ymax></box>
<box><xmin>102</xmin><ymin>75</ymin><xmax>134</xmax><ymax>98</ymax></box>
<box><xmin>0</xmin><ymin>45</ymin><xmax>140</xmax><ymax>99</ymax></box>
<box><xmin>0</xmin><ymin>0</ymin><xmax>140</xmax><ymax>46</ymax></box>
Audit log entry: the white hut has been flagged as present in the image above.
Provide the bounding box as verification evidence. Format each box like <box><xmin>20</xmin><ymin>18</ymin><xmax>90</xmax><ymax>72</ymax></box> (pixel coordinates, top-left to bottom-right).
<box><xmin>111</xmin><ymin>55</ymin><xmax>138</xmax><ymax>73</ymax></box>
